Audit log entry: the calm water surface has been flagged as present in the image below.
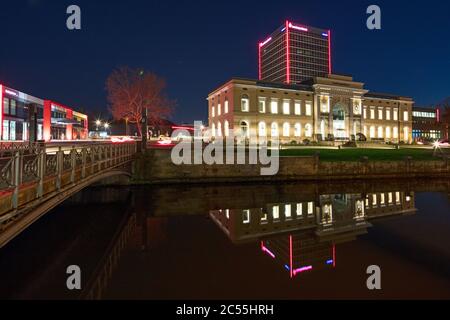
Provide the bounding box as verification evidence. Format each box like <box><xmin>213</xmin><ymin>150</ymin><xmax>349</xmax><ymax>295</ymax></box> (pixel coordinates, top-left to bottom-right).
<box><xmin>1</xmin><ymin>179</ymin><xmax>450</xmax><ymax>300</ymax></box>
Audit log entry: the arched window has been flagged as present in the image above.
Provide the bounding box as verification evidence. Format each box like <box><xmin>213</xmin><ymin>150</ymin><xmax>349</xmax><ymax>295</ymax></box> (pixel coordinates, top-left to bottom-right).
<box><xmin>393</xmin><ymin>127</ymin><xmax>399</xmax><ymax>139</ymax></box>
<box><xmin>294</xmin><ymin>123</ymin><xmax>301</xmax><ymax>137</ymax></box>
<box><xmin>386</xmin><ymin>126</ymin><xmax>391</xmax><ymax>139</ymax></box>
<box><xmin>211</xmin><ymin>123</ymin><xmax>216</xmax><ymax>137</ymax></box>
<box><xmin>378</xmin><ymin>126</ymin><xmax>383</xmax><ymax>139</ymax></box>
<box><xmin>224</xmin><ymin>120</ymin><xmax>229</xmax><ymax>137</ymax></box>
<box><xmin>370</xmin><ymin>126</ymin><xmax>375</xmax><ymax>139</ymax></box>
<box><xmin>240</xmin><ymin>121</ymin><xmax>249</xmax><ymax>138</ymax></box>
<box><xmin>217</xmin><ymin>122</ymin><xmax>222</xmax><ymax>137</ymax></box>
<box><xmin>304</xmin><ymin>124</ymin><xmax>312</xmax><ymax>137</ymax></box>
<box><xmin>241</xmin><ymin>94</ymin><xmax>249</xmax><ymax>112</ymax></box>
<box><xmin>271</xmin><ymin>122</ymin><xmax>279</xmax><ymax>137</ymax></box>
<box><xmin>258</xmin><ymin>122</ymin><xmax>266</xmax><ymax>137</ymax></box>
<box><xmin>283</xmin><ymin>123</ymin><xmax>290</xmax><ymax>137</ymax></box>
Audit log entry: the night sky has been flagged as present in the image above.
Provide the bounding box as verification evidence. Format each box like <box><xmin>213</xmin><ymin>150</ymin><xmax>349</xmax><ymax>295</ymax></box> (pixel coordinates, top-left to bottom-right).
<box><xmin>1</xmin><ymin>0</ymin><xmax>449</xmax><ymax>124</ymax></box>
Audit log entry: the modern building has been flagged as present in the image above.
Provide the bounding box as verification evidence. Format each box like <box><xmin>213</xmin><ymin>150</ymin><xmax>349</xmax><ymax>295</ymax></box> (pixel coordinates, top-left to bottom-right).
<box><xmin>412</xmin><ymin>106</ymin><xmax>445</xmax><ymax>141</ymax></box>
<box><xmin>207</xmin><ymin>74</ymin><xmax>414</xmax><ymax>144</ymax></box>
<box><xmin>0</xmin><ymin>84</ymin><xmax>88</xmax><ymax>142</ymax></box>
<box><xmin>258</xmin><ymin>20</ymin><xmax>331</xmax><ymax>84</ymax></box>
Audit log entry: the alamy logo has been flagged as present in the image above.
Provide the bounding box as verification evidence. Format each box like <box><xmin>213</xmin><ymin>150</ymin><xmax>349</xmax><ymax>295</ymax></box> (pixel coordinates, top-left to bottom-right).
<box><xmin>66</xmin><ymin>265</ymin><xmax>82</xmax><ymax>290</ymax></box>
<box><xmin>366</xmin><ymin>265</ymin><xmax>382</xmax><ymax>290</ymax></box>
<box><xmin>171</xmin><ymin>121</ymin><xmax>280</xmax><ymax>176</ymax></box>
<box><xmin>66</xmin><ymin>5</ymin><xmax>81</xmax><ymax>30</ymax></box>
<box><xmin>366</xmin><ymin>5</ymin><xmax>381</xmax><ymax>30</ymax></box>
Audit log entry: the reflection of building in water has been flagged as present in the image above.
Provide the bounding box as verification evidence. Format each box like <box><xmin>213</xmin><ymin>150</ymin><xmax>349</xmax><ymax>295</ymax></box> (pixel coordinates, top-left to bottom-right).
<box><xmin>210</xmin><ymin>190</ymin><xmax>416</xmax><ymax>278</ymax></box>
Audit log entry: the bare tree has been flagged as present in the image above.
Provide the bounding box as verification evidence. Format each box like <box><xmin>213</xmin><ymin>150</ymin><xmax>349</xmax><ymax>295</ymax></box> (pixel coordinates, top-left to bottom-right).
<box><xmin>106</xmin><ymin>67</ymin><xmax>174</xmax><ymax>136</ymax></box>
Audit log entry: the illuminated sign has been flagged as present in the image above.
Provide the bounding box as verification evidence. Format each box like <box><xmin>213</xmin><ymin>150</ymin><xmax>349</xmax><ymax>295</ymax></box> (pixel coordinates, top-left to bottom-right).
<box><xmin>4</xmin><ymin>89</ymin><xmax>18</xmax><ymax>96</ymax></box>
<box><xmin>259</xmin><ymin>37</ymin><xmax>272</xmax><ymax>47</ymax></box>
<box><xmin>288</xmin><ymin>23</ymin><xmax>308</xmax><ymax>32</ymax></box>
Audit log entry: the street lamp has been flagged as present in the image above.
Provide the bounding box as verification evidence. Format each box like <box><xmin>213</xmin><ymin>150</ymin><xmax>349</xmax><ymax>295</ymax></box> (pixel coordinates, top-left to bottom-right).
<box><xmin>95</xmin><ymin>120</ymin><xmax>101</xmax><ymax>131</ymax></box>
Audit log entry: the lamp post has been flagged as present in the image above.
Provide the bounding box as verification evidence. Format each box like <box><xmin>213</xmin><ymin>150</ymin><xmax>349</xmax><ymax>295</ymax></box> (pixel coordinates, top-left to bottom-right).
<box><xmin>104</xmin><ymin>122</ymin><xmax>110</xmax><ymax>136</ymax></box>
<box><xmin>95</xmin><ymin>120</ymin><xmax>101</xmax><ymax>131</ymax></box>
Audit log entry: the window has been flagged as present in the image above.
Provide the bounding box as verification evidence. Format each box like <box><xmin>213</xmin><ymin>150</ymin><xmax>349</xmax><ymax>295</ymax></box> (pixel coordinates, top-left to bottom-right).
<box><xmin>294</xmin><ymin>123</ymin><xmax>301</xmax><ymax>137</ymax></box>
<box><xmin>10</xmin><ymin>100</ymin><xmax>16</xmax><ymax>116</ymax></box>
<box><xmin>211</xmin><ymin>123</ymin><xmax>216</xmax><ymax>137</ymax></box>
<box><xmin>283</xmin><ymin>99</ymin><xmax>290</xmax><ymax>115</ymax></box>
<box><xmin>363</xmin><ymin>107</ymin><xmax>367</xmax><ymax>119</ymax></box>
<box><xmin>271</xmin><ymin>122</ymin><xmax>279</xmax><ymax>137</ymax></box>
<box><xmin>388</xmin><ymin>193</ymin><xmax>393</xmax><ymax>204</ymax></box>
<box><xmin>240</xmin><ymin>121</ymin><xmax>249</xmax><ymax>138</ymax></box>
<box><xmin>285</xmin><ymin>205</ymin><xmax>292</xmax><ymax>219</ymax></box>
<box><xmin>393</xmin><ymin>127</ymin><xmax>398</xmax><ymax>139</ymax></box>
<box><xmin>217</xmin><ymin>122</ymin><xmax>222</xmax><ymax>137</ymax></box>
<box><xmin>272</xmin><ymin>206</ymin><xmax>280</xmax><ymax>220</ymax></box>
<box><xmin>9</xmin><ymin>121</ymin><xmax>16</xmax><ymax>141</ymax></box>
<box><xmin>212</xmin><ymin>106</ymin><xmax>215</xmax><ymax>117</ymax></box>
<box><xmin>386</xmin><ymin>108</ymin><xmax>391</xmax><ymax>120</ymax></box>
<box><xmin>307</xmin><ymin>202</ymin><xmax>314</xmax><ymax>215</ymax></box>
<box><xmin>241</xmin><ymin>94</ymin><xmax>249</xmax><ymax>112</ymax></box>
<box><xmin>378</xmin><ymin>108</ymin><xmax>383</xmax><ymax>120</ymax></box>
<box><xmin>224</xmin><ymin>120</ymin><xmax>229</xmax><ymax>137</ymax></box>
<box><xmin>370</xmin><ymin>108</ymin><xmax>375</xmax><ymax>119</ymax></box>
<box><xmin>258</xmin><ymin>98</ymin><xmax>266</xmax><ymax>113</ymax></box>
<box><xmin>305</xmin><ymin>102</ymin><xmax>312</xmax><ymax>116</ymax></box>
<box><xmin>403</xmin><ymin>111</ymin><xmax>409</xmax><ymax>122</ymax></box>
<box><xmin>3</xmin><ymin>98</ymin><xmax>9</xmax><ymax>114</ymax></box>
<box><xmin>386</xmin><ymin>126</ymin><xmax>391</xmax><ymax>139</ymax></box>
<box><xmin>2</xmin><ymin>120</ymin><xmax>9</xmax><ymax>141</ymax></box>
<box><xmin>393</xmin><ymin>109</ymin><xmax>398</xmax><ymax>121</ymax></box>
<box><xmin>283</xmin><ymin>123</ymin><xmax>290</xmax><ymax>137</ymax></box>
<box><xmin>270</xmin><ymin>99</ymin><xmax>278</xmax><ymax>114</ymax></box>
<box><xmin>305</xmin><ymin>124</ymin><xmax>312</xmax><ymax>137</ymax></box>
<box><xmin>372</xmin><ymin>194</ymin><xmax>377</xmax><ymax>206</ymax></box>
<box><xmin>404</xmin><ymin>126</ymin><xmax>409</xmax><ymax>141</ymax></box>
<box><xmin>296</xmin><ymin>203</ymin><xmax>303</xmax><ymax>216</ymax></box>
<box><xmin>380</xmin><ymin>194</ymin><xmax>385</xmax><ymax>205</ymax></box>
<box><xmin>294</xmin><ymin>101</ymin><xmax>301</xmax><ymax>115</ymax></box>
<box><xmin>370</xmin><ymin>126</ymin><xmax>375</xmax><ymax>139</ymax></box>
<box><xmin>320</xmin><ymin>96</ymin><xmax>329</xmax><ymax>113</ymax></box>
<box><xmin>218</xmin><ymin>103</ymin><xmax>221</xmax><ymax>116</ymax></box>
<box><xmin>224</xmin><ymin>99</ymin><xmax>229</xmax><ymax>113</ymax></box>
<box><xmin>378</xmin><ymin>126</ymin><xmax>383</xmax><ymax>139</ymax></box>
<box><xmin>243</xmin><ymin>210</ymin><xmax>250</xmax><ymax>224</ymax></box>
<box><xmin>395</xmin><ymin>192</ymin><xmax>400</xmax><ymax>204</ymax></box>
<box><xmin>258</xmin><ymin>122</ymin><xmax>266</xmax><ymax>137</ymax></box>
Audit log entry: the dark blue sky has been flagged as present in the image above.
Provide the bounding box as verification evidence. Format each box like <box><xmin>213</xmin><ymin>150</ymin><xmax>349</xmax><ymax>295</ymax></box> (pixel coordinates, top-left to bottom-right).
<box><xmin>1</xmin><ymin>0</ymin><xmax>449</xmax><ymax>123</ymax></box>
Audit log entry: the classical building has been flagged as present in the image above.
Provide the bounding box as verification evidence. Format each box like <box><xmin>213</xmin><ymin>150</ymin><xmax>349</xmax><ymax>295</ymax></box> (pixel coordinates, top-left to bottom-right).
<box><xmin>259</xmin><ymin>20</ymin><xmax>331</xmax><ymax>84</ymax></box>
<box><xmin>207</xmin><ymin>74</ymin><xmax>414</xmax><ymax>144</ymax></box>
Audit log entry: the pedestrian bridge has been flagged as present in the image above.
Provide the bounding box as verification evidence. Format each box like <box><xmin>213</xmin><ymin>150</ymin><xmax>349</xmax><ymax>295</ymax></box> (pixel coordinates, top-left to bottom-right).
<box><xmin>0</xmin><ymin>141</ymin><xmax>137</xmax><ymax>248</ymax></box>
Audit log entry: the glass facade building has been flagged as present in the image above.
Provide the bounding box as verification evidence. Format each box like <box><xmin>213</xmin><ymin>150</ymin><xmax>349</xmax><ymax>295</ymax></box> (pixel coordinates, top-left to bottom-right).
<box><xmin>259</xmin><ymin>20</ymin><xmax>331</xmax><ymax>84</ymax></box>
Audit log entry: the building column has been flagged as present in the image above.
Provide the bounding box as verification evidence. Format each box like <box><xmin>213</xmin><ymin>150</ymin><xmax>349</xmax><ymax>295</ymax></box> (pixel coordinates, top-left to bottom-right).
<box><xmin>43</xmin><ymin>100</ymin><xmax>52</xmax><ymax>142</ymax></box>
<box><xmin>66</xmin><ymin>109</ymin><xmax>73</xmax><ymax>140</ymax></box>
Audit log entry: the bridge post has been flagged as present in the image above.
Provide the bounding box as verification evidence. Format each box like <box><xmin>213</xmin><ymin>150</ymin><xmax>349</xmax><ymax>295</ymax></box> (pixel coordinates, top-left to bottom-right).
<box><xmin>82</xmin><ymin>147</ymin><xmax>87</xmax><ymax>179</ymax></box>
<box><xmin>12</xmin><ymin>151</ymin><xmax>22</xmax><ymax>210</ymax></box>
<box><xmin>37</xmin><ymin>149</ymin><xmax>45</xmax><ymax>198</ymax></box>
<box><xmin>70</xmin><ymin>147</ymin><xmax>76</xmax><ymax>184</ymax></box>
<box><xmin>56</xmin><ymin>147</ymin><xmax>63</xmax><ymax>190</ymax></box>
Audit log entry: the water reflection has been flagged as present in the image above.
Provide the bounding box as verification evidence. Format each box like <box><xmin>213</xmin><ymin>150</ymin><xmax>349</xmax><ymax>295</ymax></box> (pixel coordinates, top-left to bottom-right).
<box><xmin>210</xmin><ymin>190</ymin><xmax>416</xmax><ymax>279</ymax></box>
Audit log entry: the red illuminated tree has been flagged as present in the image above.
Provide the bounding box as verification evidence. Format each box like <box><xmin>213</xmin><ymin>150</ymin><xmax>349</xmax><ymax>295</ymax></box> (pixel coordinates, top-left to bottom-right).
<box><xmin>106</xmin><ymin>67</ymin><xmax>174</xmax><ymax>136</ymax></box>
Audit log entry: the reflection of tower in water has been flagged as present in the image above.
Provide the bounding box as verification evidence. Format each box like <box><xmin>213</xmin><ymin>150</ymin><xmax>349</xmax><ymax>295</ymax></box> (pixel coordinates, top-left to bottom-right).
<box><xmin>210</xmin><ymin>190</ymin><xmax>416</xmax><ymax>278</ymax></box>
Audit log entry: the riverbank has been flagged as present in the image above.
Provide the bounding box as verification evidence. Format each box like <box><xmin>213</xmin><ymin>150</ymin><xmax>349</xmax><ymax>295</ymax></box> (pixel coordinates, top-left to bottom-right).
<box><xmin>131</xmin><ymin>149</ymin><xmax>450</xmax><ymax>184</ymax></box>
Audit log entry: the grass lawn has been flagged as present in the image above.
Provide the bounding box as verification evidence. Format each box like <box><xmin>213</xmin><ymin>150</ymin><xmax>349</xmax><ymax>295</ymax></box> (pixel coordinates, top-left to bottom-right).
<box><xmin>279</xmin><ymin>147</ymin><xmax>450</xmax><ymax>162</ymax></box>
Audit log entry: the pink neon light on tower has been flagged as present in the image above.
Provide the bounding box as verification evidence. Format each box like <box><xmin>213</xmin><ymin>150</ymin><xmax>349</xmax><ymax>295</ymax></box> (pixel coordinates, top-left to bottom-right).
<box><xmin>328</xmin><ymin>30</ymin><xmax>332</xmax><ymax>74</ymax></box>
<box><xmin>285</xmin><ymin>20</ymin><xmax>290</xmax><ymax>84</ymax></box>
<box><xmin>289</xmin><ymin>235</ymin><xmax>293</xmax><ymax>278</ymax></box>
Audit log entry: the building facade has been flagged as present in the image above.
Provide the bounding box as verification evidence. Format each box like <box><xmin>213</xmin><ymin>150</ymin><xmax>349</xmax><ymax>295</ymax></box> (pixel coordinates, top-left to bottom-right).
<box><xmin>207</xmin><ymin>74</ymin><xmax>414</xmax><ymax>144</ymax></box>
<box><xmin>259</xmin><ymin>20</ymin><xmax>331</xmax><ymax>84</ymax></box>
<box><xmin>412</xmin><ymin>106</ymin><xmax>445</xmax><ymax>141</ymax></box>
<box><xmin>0</xmin><ymin>84</ymin><xmax>88</xmax><ymax>142</ymax></box>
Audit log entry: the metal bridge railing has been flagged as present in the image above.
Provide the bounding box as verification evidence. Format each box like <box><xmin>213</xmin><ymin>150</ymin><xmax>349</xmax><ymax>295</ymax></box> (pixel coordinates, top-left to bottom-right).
<box><xmin>0</xmin><ymin>142</ymin><xmax>137</xmax><ymax>225</ymax></box>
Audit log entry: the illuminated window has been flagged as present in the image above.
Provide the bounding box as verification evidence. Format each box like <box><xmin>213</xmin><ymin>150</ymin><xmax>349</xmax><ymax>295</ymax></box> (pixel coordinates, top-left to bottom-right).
<box><xmin>372</xmin><ymin>194</ymin><xmax>377</xmax><ymax>206</ymax></box>
<box><xmin>10</xmin><ymin>100</ymin><xmax>16</xmax><ymax>116</ymax></box>
<box><xmin>294</xmin><ymin>101</ymin><xmax>301</xmax><ymax>115</ymax></box>
<box><xmin>393</xmin><ymin>127</ymin><xmax>399</xmax><ymax>139</ymax></box>
<box><xmin>378</xmin><ymin>108</ymin><xmax>383</xmax><ymax>120</ymax></box>
<box><xmin>283</xmin><ymin>99</ymin><xmax>290</xmax><ymax>115</ymax></box>
<box><xmin>218</xmin><ymin>103</ymin><xmax>221</xmax><ymax>116</ymax></box>
<box><xmin>305</xmin><ymin>102</ymin><xmax>312</xmax><ymax>116</ymax></box>
<box><xmin>370</xmin><ymin>108</ymin><xmax>375</xmax><ymax>120</ymax></box>
<box><xmin>396</xmin><ymin>192</ymin><xmax>400</xmax><ymax>203</ymax></box>
<box><xmin>273</xmin><ymin>206</ymin><xmax>280</xmax><ymax>220</ymax></box>
<box><xmin>225</xmin><ymin>209</ymin><xmax>230</xmax><ymax>219</ymax></box>
<box><xmin>393</xmin><ymin>109</ymin><xmax>398</xmax><ymax>121</ymax></box>
<box><xmin>240</xmin><ymin>121</ymin><xmax>249</xmax><ymax>138</ymax></box>
<box><xmin>386</xmin><ymin>108</ymin><xmax>391</xmax><ymax>120</ymax></box>
<box><xmin>320</xmin><ymin>96</ymin><xmax>329</xmax><ymax>113</ymax></box>
<box><xmin>271</xmin><ymin>122</ymin><xmax>279</xmax><ymax>137</ymax></box>
<box><xmin>212</xmin><ymin>106</ymin><xmax>215</xmax><ymax>117</ymax></box>
<box><xmin>258</xmin><ymin>97</ymin><xmax>266</xmax><ymax>113</ymax></box>
<box><xmin>243</xmin><ymin>210</ymin><xmax>250</xmax><ymax>224</ymax></box>
<box><xmin>403</xmin><ymin>111</ymin><xmax>409</xmax><ymax>122</ymax></box>
<box><xmin>388</xmin><ymin>193</ymin><xmax>393</xmax><ymax>204</ymax></box>
<box><xmin>404</xmin><ymin>127</ymin><xmax>409</xmax><ymax>141</ymax></box>
<box><xmin>305</xmin><ymin>124</ymin><xmax>312</xmax><ymax>137</ymax></box>
<box><xmin>217</xmin><ymin>122</ymin><xmax>222</xmax><ymax>137</ymax></box>
<box><xmin>386</xmin><ymin>126</ymin><xmax>391</xmax><ymax>139</ymax></box>
<box><xmin>307</xmin><ymin>202</ymin><xmax>314</xmax><ymax>215</ymax></box>
<box><xmin>258</xmin><ymin>122</ymin><xmax>266</xmax><ymax>137</ymax></box>
<box><xmin>283</xmin><ymin>123</ymin><xmax>290</xmax><ymax>137</ymax></box>
<box><xmin>294</xmin><ymin>123</ymin><xmax>301</xmax><ymax>137</ymax></box>
<box><xmin>224</xmin><ymin>120</ymin><xmax>229</xmax><ymax>137</ymax></box>
<box><xmin>296</xmin><ymin>203</ymin><xmax>303</xmax><ymax>216</ymax></box>
<box><xmin>380</xmin><ymin>194</ymin><xmax>385</xmax><ymax>205</ymax></box>
<box><xmin>211</xmin><ymin>123</ymin><xmax>216</xmax><ymax>137</ymax></box>
<box><xmin>378</xmin><ymin>126</ymin><xmax>383</xmax><ymax>139</ymax></box>
<box><xmin>370</xmin><ymin>126</ymin><xmax>375</xmax><ymax>139</ymax></box>
<box><xmin>271</xmin><ymin>99</ymin><xmax>278</xmax><ymax>114</ymax></box>
<box><xmin>241</xmin><ymin>94</ymin><xmax>249</xmax><ymax>112</ymax></box>
<box><xmin>224</xmin><ymin>99</ymin><xmax>229</xmax><ymax>113</ymax></box>
<box><xmin>285</xmin><ymin>204</ymin><xmax>292</xmax><ymax>219</ymax></box>
<box><xmin>363</xmin><ymin>107</ymin><xmax>367</xmax><ymax>119</ymax></box>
